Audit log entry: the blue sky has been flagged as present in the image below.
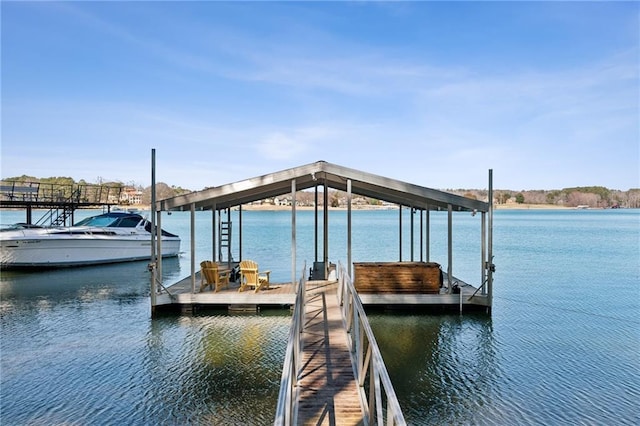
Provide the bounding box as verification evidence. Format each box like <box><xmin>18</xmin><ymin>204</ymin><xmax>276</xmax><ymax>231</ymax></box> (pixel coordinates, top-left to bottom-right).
<box><xmin>2</xmin><ymin>1</ymin><xmax>638</xmax><ymax>191</ymax></box>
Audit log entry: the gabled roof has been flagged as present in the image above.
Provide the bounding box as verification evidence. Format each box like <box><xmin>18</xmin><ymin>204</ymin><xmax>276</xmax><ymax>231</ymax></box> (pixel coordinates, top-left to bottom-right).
<box><xmin>158</xmin><ymin>161</ymin><xmax>489</xmax><ymax>213</ymax></box>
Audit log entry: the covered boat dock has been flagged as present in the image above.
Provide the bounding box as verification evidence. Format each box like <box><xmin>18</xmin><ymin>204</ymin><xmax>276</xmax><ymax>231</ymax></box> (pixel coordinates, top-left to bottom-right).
<box><xmin>150</xmin><ymin>160</ymin><xmax>494</xmax><ymax>314</ymax></box>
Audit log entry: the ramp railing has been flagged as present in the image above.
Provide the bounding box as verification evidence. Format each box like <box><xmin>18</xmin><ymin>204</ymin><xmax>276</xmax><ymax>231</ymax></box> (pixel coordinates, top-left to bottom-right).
<box><xmin>337</xmin><ymin>262</ymin><xmax>407</xmax><ymax>425</ymax></box>
<box><xmin>274</xmin><ymin>262</ymin><xmax>306</xmax><ymax>426</ymax></box>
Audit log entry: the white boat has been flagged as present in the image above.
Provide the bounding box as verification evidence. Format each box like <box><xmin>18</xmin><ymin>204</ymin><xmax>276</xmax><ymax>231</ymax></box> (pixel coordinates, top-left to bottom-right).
<box><xmin>0</xmin><ymin>211</ymin><xmax>181</xmax><ymax>269</ymax></box>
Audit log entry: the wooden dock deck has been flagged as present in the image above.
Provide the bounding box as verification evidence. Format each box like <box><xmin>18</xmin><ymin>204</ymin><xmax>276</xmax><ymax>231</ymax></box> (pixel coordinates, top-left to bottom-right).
<box><xmin>154</xmin><ymin>273</ymin><xmax>296</xmax><ymax>309</ymax></box>
<box><xmin>296</xmin><ymin>281</ymin><xmax>364</xmax><ymax>425</ymax></box>
<box><xmin>154</xmin><ymin>272</ymin><xmax>488</xmax><ymax>313</ymax></box>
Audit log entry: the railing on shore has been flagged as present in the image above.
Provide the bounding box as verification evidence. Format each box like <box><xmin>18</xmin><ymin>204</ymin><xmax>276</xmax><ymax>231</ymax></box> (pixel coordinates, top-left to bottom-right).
<box><xmin>274</xmin><ymin>262</ymin><xmax>306</xmax><ymax>426</ymax></box>
<box><xmin>0</xmin><ymin>180</ymin><xmax>122</xmax><ymax>206</ymax></box>
<box><xmin>337</xmin><ymin>262</ymin><xmax>407</xmax><ymax>425</ymax></box>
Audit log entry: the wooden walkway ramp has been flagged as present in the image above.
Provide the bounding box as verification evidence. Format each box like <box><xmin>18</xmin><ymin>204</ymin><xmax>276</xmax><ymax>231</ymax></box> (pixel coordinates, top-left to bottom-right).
<box><xmin>297</xmin><ymin>282</ymin><xmax>364</xmax><ymax>425</ymax></box>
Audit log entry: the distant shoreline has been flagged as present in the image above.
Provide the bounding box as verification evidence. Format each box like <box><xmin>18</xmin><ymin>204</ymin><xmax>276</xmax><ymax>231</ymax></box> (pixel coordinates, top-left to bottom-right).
<box><xmin>0</xmin><ymin>203</ymin><xmax>611</xmax><ymax>214</ymax></box>
<box><xmin>142</xmin><ymin>203</ymin><xmax>573</xmax><ymax>211</ymax></box>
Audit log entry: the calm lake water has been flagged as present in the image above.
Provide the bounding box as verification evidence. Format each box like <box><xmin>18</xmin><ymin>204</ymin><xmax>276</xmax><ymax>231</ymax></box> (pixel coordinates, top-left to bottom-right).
<box><xmin>1</xmin><ymin>208</ymin><xmax>638</xmax><ymax>425</ymax></box>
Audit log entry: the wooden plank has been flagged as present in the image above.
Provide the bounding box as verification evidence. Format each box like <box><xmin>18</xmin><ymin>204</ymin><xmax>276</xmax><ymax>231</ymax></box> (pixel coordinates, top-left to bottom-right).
<box><xmin>296</xmin><ymin>282</ymin><xmax>364</xmax><ymax>425</ymax></box>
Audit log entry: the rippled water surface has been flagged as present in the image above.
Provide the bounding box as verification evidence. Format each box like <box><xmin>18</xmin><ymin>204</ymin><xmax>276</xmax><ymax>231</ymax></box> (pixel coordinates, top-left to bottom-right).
<box><xmin>1</xmin><ymin>208</ymin><xmax>638</xmax><ymax>425</ymax></box>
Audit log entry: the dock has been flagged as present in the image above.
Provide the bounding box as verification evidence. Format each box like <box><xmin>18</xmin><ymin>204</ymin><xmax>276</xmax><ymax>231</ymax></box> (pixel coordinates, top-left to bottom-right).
<box><xmin>274</xmin><ymin>264</ymin><xmax>407</xmax><ymax>425</ymax></box>
<box><xmin>153</xmin><ymin>271</ymin><xmax>488</xmax><ymax>313</ymax></box>
<box><xmin>0</xmin><ymin>180</ymin><xmax>123</xmax><ymax>225</ymax></box>
<box><xmin>147</xmin><ymin>159</ymin><xmax>494</xmax><ymax>424</ymax></box>
<box><xmin>150</xmin><ymin>160</ymin><xmax>495</xmax><ymax>316</ymax></box>
<box><xmin>296</xmin><ymin>281</ymin><xmax>363</xmax><ymax>424</ymax></box>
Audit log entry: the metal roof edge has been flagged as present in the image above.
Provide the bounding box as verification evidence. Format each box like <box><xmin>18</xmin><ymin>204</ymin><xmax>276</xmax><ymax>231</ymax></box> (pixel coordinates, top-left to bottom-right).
<box><xmin>157</xmin><ymin>160</ymin><xmax>489</xmax><ymax>212</ymax></box>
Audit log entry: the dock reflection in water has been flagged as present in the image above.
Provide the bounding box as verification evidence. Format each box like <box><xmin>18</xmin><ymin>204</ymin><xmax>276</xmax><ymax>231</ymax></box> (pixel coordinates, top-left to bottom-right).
<box><xmin>0</xmin><ymin>260</ymin><xmax>290</xmax><ymax>426</ymax></box>
<box><xmin>369</xmin><ymin>313</ymin><xmax>501</xmax><ymax>424</ymax></box>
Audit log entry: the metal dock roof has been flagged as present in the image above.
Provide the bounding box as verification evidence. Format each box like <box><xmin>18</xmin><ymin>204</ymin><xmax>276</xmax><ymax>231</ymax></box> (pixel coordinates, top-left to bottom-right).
<box><xmin>157</xmin><ymin>160</ymin><xmax>489</xmax><ymax>213</ymax></box>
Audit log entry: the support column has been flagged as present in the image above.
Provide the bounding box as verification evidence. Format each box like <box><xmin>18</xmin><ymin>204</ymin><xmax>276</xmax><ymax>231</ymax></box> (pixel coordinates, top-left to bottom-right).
<box><xmin>238</xmin><ymin>204</ymin><xmax>242</xmax><ymax>265</ymax></box>
<box><xmin>347</xmin><ymin>179</ymin><xmax>352</xmax><ymax>277</ymax></box>
<box><xmin>227</xmin><ymin>207</ymin><xmax>232</xmax><ymax>264</ymax></box>
<box><xmin>212</xmin><ymin>203</ymin><xmax>216</xmax><ymax>262</ymax></box>
<box><xmin>481</xmin><ymin>211</ymin><xmax>486</xmax><ymax>295</ymax></box>
<box><xmin>410</xmin><ymin>207</ymin><xmax>415</xmax><ymax>261</ymax></box>
<box><xmin>323</xmin><ymin>180</ymin><xmax>328</xmax><ymax>273</ymax></box>
<box><xmin>157</xmin><ymin>209</ymin><xmax>163</xmax><ymax>282</ymax></box>
<box><xmin>191</xmin><ymin>203</ymin><xmax>196</xmax><ymax>294</ymax></box>
<box><xmin>426</xmin><ymin>208</ymin><xmax>430</xmax><ymax>262</ymax></box>
<box><xmin>420</xmin><ymin>209</ymin><xmax>424</xmax><ymax>262</ymax></box>
<box><xmin>150</xmin><ymin>149</ymin><xmax>157</xmax><ymax>311</ymax></box>
<box><xmin>488</xmin><ymin>169</ymin><xmax>494</xmax><ymax>308</ymax></box>
<box><xmin>291</xmin><ymin>179</ymin><xmax>297</xmax><ymax>285</ymax></box>
<box><xmin>314</xmin><ymin>185</ymin><xmax>318</xmax><ymax>263</ymax></box>
<box><xmin>399</xmin><ymin>205</ymin><xmax>402</xmax><ymax>261</ymax></box>
<box><xmin>447</xmin><ymin>204</ymin><xmax>453</xmax><ymax>292</ymax></box>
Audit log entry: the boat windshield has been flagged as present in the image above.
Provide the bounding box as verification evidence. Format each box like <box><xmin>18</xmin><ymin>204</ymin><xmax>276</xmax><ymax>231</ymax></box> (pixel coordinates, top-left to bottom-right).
<box><xmin>74</xmin><ymin>213</ymin><xmax>143</xmax><ymax>228</ymax></box>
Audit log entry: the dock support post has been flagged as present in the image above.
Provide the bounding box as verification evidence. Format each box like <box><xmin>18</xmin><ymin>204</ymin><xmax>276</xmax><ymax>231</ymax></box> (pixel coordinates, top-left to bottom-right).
<box><xmin>426</xmin><ymin>208</ymin><xmax>430</xmax><ymax>262</ymax></box>
<box><xmin>398</xmin><ymin>205</ymin><xmax>402</xmax><ymax>261</ymax></box>
<box><xmin>420</xmin><ymin>209</ymin><xmax>423</xmax><ymax>262</ymax></box>
<box><xmin>212</xmin><ymin>202</ymin><xmax>216</xmax><ymax>263</ymax></box>
<box><xmin>239</xmin><ymin>204</ymin><xmax>243</xmax><ymax>265</ymax></box>
<box><xmin>190</xmin><ymin>203</ymin><xmax>196</xmax><ymax>294</ymax></box>
<box><xmin>488</xmin><ymin>169</ymin><xmax>494</xmax><ymax>308</ymax></box>
<box><xmin>291</xmin><ymin>179</ymin><xmax>297</xmax><ymax>286</ymax></box>
<box><xmin>410</xmin><ymin>207</ymin><xmax>414</xmax><ymax>261</ymax></box>
<box><xmin>347</xmin><ymin>179</ymin><xmax>352</xmax><ymax>278</ymax></box>
<box><xmin>323</xmin><ymin>179</ymin><xmax>328</xmax><ymax>276</ymax></box>
<box><xmin>314</xmin><ymin>185</ymin><xmax>318</xmax><ymax>263</ymax></box>
<box><xmin>157</xmin><ymin>209</ymin><xmax>163</xmax><ymax>284</ymax></box>
<box><xmin>447</xmin><ymin>204</ymin><xmax>453</xmax><ymax>293</ymax></box>
<box><xmin>481</xmin><ymin>211</ymin><xmax>486</xmax><ymax>295</ymax></box>
<box><xmin>150</xmin><ymin>149</ymin><xmax>157</xmax><ymax>313</ymax></box>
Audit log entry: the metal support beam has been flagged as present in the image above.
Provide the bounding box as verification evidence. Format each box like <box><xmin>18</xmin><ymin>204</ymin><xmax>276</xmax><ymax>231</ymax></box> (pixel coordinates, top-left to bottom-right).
<box><xmin>191</xmin><ymin>203</ymin><xmax>196</xmax><ymax>294</ymax></box>
<box><xmin>347</xmin><ymin>179</ymin><xmax>352</xmax><ymax>277</ymax></box>
<box><xmin>426</xmin><ymin>208</ymin><xmax>430</xmax><ymax>262</ymax></box>
<box><xmin>420</xmin><ymin>209</ymin><xmax>423</xmax><ymax>262</ymax></box>
<box><xmin>227</xmin><ymin>207</ymin><xmax>232</xmax><ymax>264</ymax></box>
<box><xmin>399</xmin><ymin>205</ymin><xmax>402</xmax><ymax>261</ymax></box>
<box><xmin>410</xmin><ymin>207</ymin><xmax>414</xmax><ymax>261</ymax></box>
<box><xmin>323</xmin><ymin>180</ymin><xmax>328</xmax><ymax>270</ymax></box>
<box><xmin>488</xmin><ymin>169</ymin><xmax>494</xmax><ymax>306</ymax></box>
<box><xmin>291</xmin><ymin>179</ymin><xmax>297</xmax><ymax>285</ymax></box>
<box><xmin>481</xmin><ymin>211</ymin><xmax>486</xmax><ymax>295</ymax></box>
<box><xmin>447</xmin><ymin>204</ymin><xmax>453</xmax><ymax>293</ymax></box>
<box><xmin>150</xmin><ymin>149</ymin><xmax>157</xmax><ymax>310</ymax></box>
<box><xmin>212</xmin><ymin>202</ymin><xmax>216</xmax><ymax>262</ymax></box>
<box><xmin>314</xmin><ymin>185</ymin><xmax>318</xmax><ymax>262</ymax></box>
<box><xmin>217</xmin><ymin>210</ymin><xmax>221</xmax><ymax>262</ymax></box>
<box><xmin>239</xmin><ymin>204</ymin><xmax>242</xmax><ymax>265</ymax></box>
<box><xmin>157</xmin><ymin>209</ymin><xmax>163</xmax><ymax>283</ymax></box>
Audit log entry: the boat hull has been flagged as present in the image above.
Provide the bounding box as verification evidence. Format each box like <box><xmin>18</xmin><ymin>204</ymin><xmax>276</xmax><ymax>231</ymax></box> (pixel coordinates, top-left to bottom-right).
<box><xmin>1</xmin><ymin>235</ymin><xmax>180</xmax><ymax>269</ymax></box>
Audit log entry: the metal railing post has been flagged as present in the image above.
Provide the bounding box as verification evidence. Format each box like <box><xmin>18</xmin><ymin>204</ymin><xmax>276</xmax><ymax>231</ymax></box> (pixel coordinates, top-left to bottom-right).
<box><xmin>337</xmin><ymin>261</ymin><xmax>407</xmax><ymax>426</ymax></box>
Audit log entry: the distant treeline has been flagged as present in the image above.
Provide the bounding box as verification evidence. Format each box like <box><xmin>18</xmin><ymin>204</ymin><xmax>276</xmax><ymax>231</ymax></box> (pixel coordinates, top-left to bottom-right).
<box><xmin>3</xmin><ymin>175</ymin><xmax>639</xmax><ymax>209</ymax></box>
<box><xmin>448</xmin><ymin>186</ymin><xmax>640</xmax><ymax>209</ymax></box>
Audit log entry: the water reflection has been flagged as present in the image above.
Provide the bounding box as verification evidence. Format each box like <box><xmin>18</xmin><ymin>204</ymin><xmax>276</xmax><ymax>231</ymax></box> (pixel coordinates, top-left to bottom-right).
<box><xmin>369</xmin><ymin>312</ymin><xmax>499</xmax><ymax>424</ymax></box>
<box><xmin>144</xmin><ymin>311</ymin><xmax>290</xmax><ymax>425</ymax></box>
<box><xmin>0</xmin><ymin>257</ymin><xmax>181</xmax><ymax>304</ymax></box>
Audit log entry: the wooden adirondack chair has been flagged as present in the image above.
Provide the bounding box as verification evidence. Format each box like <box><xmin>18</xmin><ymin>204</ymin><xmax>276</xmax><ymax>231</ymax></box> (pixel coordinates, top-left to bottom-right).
<box><xmin>199</xmin><ymin>261</ymin><xmax>230</xmax><ymax>292</ymax></box>
<box><xmin>238</xmin><ymin>260</ymin><xmax>271</xmax><ymax>293</ymax></box>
